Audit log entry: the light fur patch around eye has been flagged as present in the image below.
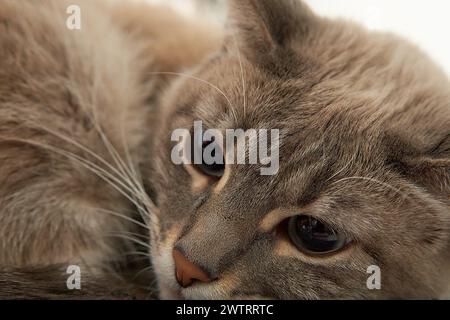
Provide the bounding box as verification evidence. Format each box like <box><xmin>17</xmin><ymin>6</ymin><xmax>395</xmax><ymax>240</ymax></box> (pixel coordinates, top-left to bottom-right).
<box><xmin>259</xmin><ymin>196</ymin><xmax>347</xmax><ymax>234</ymax></box>
<box><xmin>184</xmin><ymin>163</ymin><xmax>211</xmax><ymax>193</ymax></box>
<box><xmin>274</xmin><ymin>236</ymin><xmax>359</xmax><ymax>266</ymax></box>
<box><xmin>213</xmin><ymin>137</ymin><xmax>244</xmax><ymax>194</ymax></box>
<box><xmin>259</xmin><ymin>208</ymin><xmax>297</xmax><ymax>233</ymax></box>
<box><xmin>213</xmin><ymin>164</ymin><xmax>231</xmax><ymax>194</ymax></box>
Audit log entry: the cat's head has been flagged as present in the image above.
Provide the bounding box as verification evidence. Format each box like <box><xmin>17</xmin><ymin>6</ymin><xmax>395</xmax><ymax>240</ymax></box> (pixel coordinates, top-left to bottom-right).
<box><xmin>148</xmin><ymin>0</ymin><xmax>450</xmax><ymax>299</ymax></box>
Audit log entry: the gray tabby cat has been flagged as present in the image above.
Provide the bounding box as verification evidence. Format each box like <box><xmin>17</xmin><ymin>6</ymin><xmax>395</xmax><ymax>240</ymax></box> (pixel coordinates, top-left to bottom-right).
<box><xmin>0</xmin><ymin>0</ymin><xmax>449</xmax><ymax>299</ymax></box>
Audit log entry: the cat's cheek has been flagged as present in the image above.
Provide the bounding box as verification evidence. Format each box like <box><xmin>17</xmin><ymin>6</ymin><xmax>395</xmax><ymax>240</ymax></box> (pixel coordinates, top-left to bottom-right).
<box><xmin>152</xmin><ymin>250</ymin><xmax>181</xmax><ymax>300</ymax></box>
<box><xmin>153</xmin><ymin>250</ymin><xmax>182</xmax><ymax>300</ymax></box>
<box><xmin>151</xmin><ymin>225</ymin><xmax>183</xmax><ymax>299</ymax></box>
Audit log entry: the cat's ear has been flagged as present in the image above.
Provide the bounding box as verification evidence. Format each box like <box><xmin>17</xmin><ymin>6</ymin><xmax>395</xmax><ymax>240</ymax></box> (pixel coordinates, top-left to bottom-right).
<box><xmin>226</xmin><ymin>0</ymin><xmax>317</xmax><ymax>58</ymax></box>
<box><xmin>394</xmin><ymin>134</ymin><xmax>450</xmax><ymax>196</ymax></box>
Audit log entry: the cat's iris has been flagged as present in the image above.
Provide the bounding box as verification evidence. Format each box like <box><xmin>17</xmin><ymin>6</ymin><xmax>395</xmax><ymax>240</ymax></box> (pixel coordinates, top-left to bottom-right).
<box><xmin>288</xmin><ymin>216</ymin><xmax>349</xmax><ymax>255</ymax></box>
<box><xmin>193</xmin><ymin>136</ymin><xmax>225</xmax><ymax>178</ymax></box>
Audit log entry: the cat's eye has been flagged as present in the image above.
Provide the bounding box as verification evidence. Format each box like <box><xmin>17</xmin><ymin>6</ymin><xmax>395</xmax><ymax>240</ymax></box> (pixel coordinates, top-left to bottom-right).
<box><xmin>288</xmin><ymin>216</ymin><xmax>349</xmax><ymax>255</ymax></box>
<box><xmin>193</xmin><ymin>136</ymin><xmax>225</xmax><ymax>178</ymax></box>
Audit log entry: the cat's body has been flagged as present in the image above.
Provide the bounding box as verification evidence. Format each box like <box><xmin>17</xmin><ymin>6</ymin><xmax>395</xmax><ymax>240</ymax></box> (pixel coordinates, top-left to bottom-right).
<box><xmin>0</xmin><ymin>0</ymin><xmax>449</xmax><ymax>299</ymax></box>
<box><xmin>0</xmin><ymin>0</ymin><xmax>220</xmax><ymax>297</ymax></box>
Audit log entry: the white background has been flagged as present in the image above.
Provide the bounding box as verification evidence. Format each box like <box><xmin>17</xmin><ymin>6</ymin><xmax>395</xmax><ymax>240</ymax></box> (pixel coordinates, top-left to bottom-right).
<box><xmin>144</xmin><ymin>0</ymin><xmax>450</xmax><ymax>76</ymax></box>
<box><xmin>305</xmin><ymin>0</ymin><xmax>450</xmax><ymax>76</ymax></box>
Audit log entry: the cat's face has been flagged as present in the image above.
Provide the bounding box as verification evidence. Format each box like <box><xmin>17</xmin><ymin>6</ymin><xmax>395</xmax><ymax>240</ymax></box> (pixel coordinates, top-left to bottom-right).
<box><xmin>148</xmin><ymin>0</ymin><xmax>450</xmax><ymax>299</ymax></box>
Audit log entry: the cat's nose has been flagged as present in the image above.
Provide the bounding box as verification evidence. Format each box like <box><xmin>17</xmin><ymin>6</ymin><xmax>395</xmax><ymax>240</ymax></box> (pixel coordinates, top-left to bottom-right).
<box><xmin>173</xmin><ymin>248</ymin><xmax>213</xmax><ymax>288</ymax></box>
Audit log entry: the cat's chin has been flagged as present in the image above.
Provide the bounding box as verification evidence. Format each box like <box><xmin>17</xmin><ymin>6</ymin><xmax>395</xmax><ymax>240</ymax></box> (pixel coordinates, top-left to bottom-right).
<box><xmin>158</xmin><ymin>280</ymin><xmax>274</xmax><ymax>300</ymax></box>
<box><xmin>158</xmin><ymin>285</ymin><xmax>184</xmax><ymax>300</ymax></box>
<box><xmin>158</xmin><ymin>285</ymin><xmax>221</xmax><ymax>300</ymax></box>
<box><xmin>158</xmin><ymin>281</ymin><xmax>228</xmax><ymax>300</ymax></box>
<box><xmin>181</xmin><ymin>287</ymin><xmax>273</xmax><ymax>300</ymax></box>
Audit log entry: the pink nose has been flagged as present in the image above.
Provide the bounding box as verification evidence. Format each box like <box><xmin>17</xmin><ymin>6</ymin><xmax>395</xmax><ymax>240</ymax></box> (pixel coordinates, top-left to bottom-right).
<box><xmin>172</xmin><ymin>249</ymin><xmax>213</xmax><ymax>288</ymax></box>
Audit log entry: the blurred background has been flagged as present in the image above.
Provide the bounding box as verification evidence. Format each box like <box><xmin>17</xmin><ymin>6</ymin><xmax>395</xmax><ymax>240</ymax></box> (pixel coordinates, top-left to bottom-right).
<box><xmin>143</xmin><ymin>0</ymin><xmax>450</xmax><ymax>76</ymax></box>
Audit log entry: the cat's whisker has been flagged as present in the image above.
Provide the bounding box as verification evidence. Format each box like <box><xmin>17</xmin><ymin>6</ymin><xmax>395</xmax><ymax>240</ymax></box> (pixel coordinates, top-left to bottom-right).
<box><xmin>0</xmin><ymin>137</ymin><xmax>153</xmax><ymax>220</ymax></box>
<box><xmin>93</xmin><ymin>208</ymin><xmax>150</xmax><ymax>230</ymax></box>
<box><xmin>62</xmin><ymin>153</ymin><xmax>152</xmax><ymax>219</ymax></box>
<box><xmin>132</xmin><ymin>265</ymin><xmax>154</xmax><ymax>281</ymax></box>
<box><xmin>105</xmin><ymin>232</ymin><xmax>152</xmax><ymax>259</ymax></box>
<box><xmin>88</xmin><ymin>119</ymin><xmax>152</xmax><ymax>223</ymax></box>
<box><xmin>331</xmin><ymin>176</ymin><xmax>409</xmax><ymax>198</ymax></box>
<box><xmin>146</xmin><ymin>71</ymin><xmax>234</xmax><ymax>111</ymax></box>
<box><xmin>70</xmin><ymin>84</ymin><xmax>137</xmax><ymax>187</ymax></box>
<box><xmin>122</xmin><ymin>251</ymin><xmax>151</xmax><ymax>259</ymax></box>
<box><xmin>91</xmin><ymin>55</ymin><xmax>140</xmax><ymax>182</ymax></box>
<box><xmin>232</xmin><ymin>31</ymin><xmax>247</xmax><ymax>119</ymax></box>
<box><xmin>108</xmin><ymin>230</ymin><xmax>148</xmax><ymax>240</ymax></box>
<box><xmin>106</xmin><ymin>234</ymin><xmax>152</xmax><ymax>251</ymax></box>
<box><xmin>24</xmin><ymin>120</ymin><xmax>156</xmax><ymax>222</ymax></box>
<box><xmin>326</xmin><ymin>150</ymin><xmax>359</xmax><ymax>183</ymax></box>
<box><xmin>95</xmin><ymin>213</ymin><xmax>153</xmax><ymax>256</ymax></box>
<box><xmin>84</xmin><ymin>117</ymin><xmax>157</xmax><ymax>225</ymax></box>
<box><xmin>26</xmin><ymin>121</ymin><xmax>135</xmax><ymax>189</ymax></box>
<box><xmin>86</xmin><ymin>75</ymin><xmax>146</xmax><ymax>212</ymax></box>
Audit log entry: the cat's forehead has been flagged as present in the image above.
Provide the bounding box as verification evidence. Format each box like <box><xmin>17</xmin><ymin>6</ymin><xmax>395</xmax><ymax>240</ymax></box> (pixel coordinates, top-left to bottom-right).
<box><xmin>192</xmin><ymin>57</ymin><xmax>315</xmax><ymax>126</ymax></box>
<box><xmin>191</xmin><ymin>56</ymin><xmax>381</xmax><ymax>146</ymax></box>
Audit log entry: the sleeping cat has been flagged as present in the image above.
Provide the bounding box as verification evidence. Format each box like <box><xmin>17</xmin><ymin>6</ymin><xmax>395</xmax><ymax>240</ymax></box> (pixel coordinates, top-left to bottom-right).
<box><xmin>0</xmin><ymin>0</ymin><xmax>449</xmax><ymax>299</ymax></box>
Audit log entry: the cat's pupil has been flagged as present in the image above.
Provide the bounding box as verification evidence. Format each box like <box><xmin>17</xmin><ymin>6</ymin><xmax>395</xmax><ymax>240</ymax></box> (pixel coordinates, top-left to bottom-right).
<box><xmin>288</xmin><ymin>216</ymin><xmax>348</xmax><ymax>255</ymax></box>
<box><xmin>195</xmin><ymin>138</ymin><xmax>225</xmax><ymax>178</ymax></box>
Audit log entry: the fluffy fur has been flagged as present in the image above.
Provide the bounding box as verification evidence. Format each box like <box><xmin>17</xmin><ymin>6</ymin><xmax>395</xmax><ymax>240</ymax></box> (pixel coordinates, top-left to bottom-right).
<box><xmin>0</xmin><ymin>0</ymin><xmax>449</xmax><ymax>299</ymax></box>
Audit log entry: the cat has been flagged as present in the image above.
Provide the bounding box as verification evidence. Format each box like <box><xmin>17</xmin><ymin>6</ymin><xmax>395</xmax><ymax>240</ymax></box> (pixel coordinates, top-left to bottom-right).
<box><xmin>0</xmin><ymin>0</ymin><xmax>449</xmax><ymax>300</ymax></box>
<box><xmin>0</xmin><ymin>0</ymin><xmax>221</xmax><ymax>298</ymax></box>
